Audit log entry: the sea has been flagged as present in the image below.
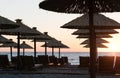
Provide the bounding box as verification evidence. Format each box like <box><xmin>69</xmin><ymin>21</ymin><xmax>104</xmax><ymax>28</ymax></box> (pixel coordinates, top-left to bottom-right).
<box><xmin>1</xmin><ymin>52</ymin><xmax>120</xmax><ymax>65</ymax></box>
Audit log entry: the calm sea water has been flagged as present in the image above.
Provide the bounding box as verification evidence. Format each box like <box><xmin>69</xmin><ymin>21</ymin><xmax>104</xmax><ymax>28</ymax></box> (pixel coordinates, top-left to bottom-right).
<box><xmin>1</xmin><ymin>52</ymin><xmax>120</xmax><ymax>65</ymax></box>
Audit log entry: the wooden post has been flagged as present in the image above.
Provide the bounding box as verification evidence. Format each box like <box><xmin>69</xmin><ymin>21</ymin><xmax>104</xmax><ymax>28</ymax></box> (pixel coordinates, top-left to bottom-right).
<box><xmin>89</xmin><ymin>0</ymin><xmax>97</xmax><ymax>78</ymax></box>
<box><xmin>45</xmin><ymin>41</ymin><xmax>47</xmax><ymax>55</ymax></box>
<box><xmin>34</xmin><ymin>38</ymin><xmax>36</xmax><ymax>58</ymax></box>
<box><xmin>52</xmin><ymin>47</ymin><xmax>54</xmax><ymax>56</ymax></box>
<box><xmin>58</xmin><ymin>48</ymin><xmax>60</xmax><ymax>59</ymax></box>
<box><xmin>17</xmin><ymin>32</ymin><xmax>20</xmax><ymax>70</ymax></box>
<box><xmin>23</xmin><ymin>48</ymin><xmax>25</xmax><ymax>56</ymax></box>
<box><xmin>10</xmin><ymin>46</ymin><xmax>12</xmax><ymax>60</ymax></box>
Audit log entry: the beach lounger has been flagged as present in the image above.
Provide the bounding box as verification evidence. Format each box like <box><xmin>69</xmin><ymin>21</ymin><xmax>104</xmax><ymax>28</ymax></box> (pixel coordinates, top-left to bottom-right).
<box><xmin>38</xmin><ymin>55</ymin><xmax>50</xmax><ymax>67</ymax></box>
<box><xmin>98</xmin><ymin>56</ymin><xmax>114</xmax><ymax>73</ymax></box>
<box><xmin>114</xmin><ymin>56</ymin><xmax>120</xmax><ymax>73</ymax></box>
<box><xmin>11</xmin><ymin>56</ymin><xmax>23</xmax><ymax>70</ymax></box>
<box><xmin>12</xmin><ymin>56</ymin><xmax>42</xmax><ymax>70</ymax></box>
<box><xmin>49</xmin><ymin>56</ymin><xmax>58</xmax><ymax>66</ymax></box>
<box><xmin>0</xmin><ymin>55</ymin><xmax>15</xmax><ymax>69</ymax></box>
<box><xmin>61</xmin><ymin>56</ymin><xmax>69</xmax><ymax>65</ymax></box>
<box><xmin>20</xmin><ymin>56</ymin><xmax>42</xmax><ymax>70</ymax></box>
<box><xmin>58</xmin><ymin>58</ymin><xmax>65</xmax><ymax>66</ymax></box>
<box><xmin>34</xmin><ymin>57</ymin><xmax>39</xmax><ymax>64</ymax></box>
<box><xmin>0</xmin><ymin>55</ymin><xmax>10</xmax><ymax>68</ymax></box>
<box><xmin>79</xmin><ymin>56</ymin><xmax>90</xmax><ymax>67</ymax></box>
<box><xmin>20</xmin><ymin>56</ymin><xmax>34</xmax><ymax>70</ymax></box>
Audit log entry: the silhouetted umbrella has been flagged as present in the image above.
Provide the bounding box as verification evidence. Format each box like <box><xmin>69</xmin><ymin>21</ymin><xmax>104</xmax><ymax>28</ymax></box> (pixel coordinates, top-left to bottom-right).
<box><xmin>20</xmin><ymin>27</ymin><xmax>50</xmax><ymax>58</ymax></box>
<box><xmin>39</xmin><ymin>0</ymin><xmax>120</xmax><ymax>13</ymax></box>
<box><xmin>0</xmin><ymin>35</ymin><xmax>13</xmax><ymax>43</ymax></box>
<box><xmin>39</xmin><ymin>1</ymin><xmax>120</xmax><ymax>78</ymax></box>
<box><xmin>81</xmin><ymin>38</ymin><xmax>109</xmax><ymax>44</ymax></box>
<box><xmin>40</xmin><ymin>37</ymin><xmax>59</xmax><ymax>56</ymax></box>
<box><xmin>0</xmin><ymin>19</ymin><xmax>40</xmax><ymax>57</ymax></box>
<box><xmin>61</xmin><ymin>13</ymin><xmax>120</xmax><ymax>29</ymax></box>
<box><xmin>41</xmin><ymin>40</ymin><xmax>69</xmax><ymax>58</ymax></box>
<box><xmin>0</xmin><ymin>39</ymin><xmax>17</xmax><ymax>60</ymax></box>
<box><xmin>81</xmin><ymin>38</ymin><xmax>108</xmax><ymax>56</ymax></box>
<box><xmin>72</xmin><ymin>29</ymin><xmax>118</xmax><ymax>35</ymax></box>
<box><xmin>35</xmin><ymin>32</ymin><xmax>54</xmax><ymax>55</ymax></box>
<box><xmin>0</xmin><ymin>16</ymin><xmax>19</xmax><ymax>29</ymax></box>
<box><xmin>0</xmin><ymin>19</ymin><xmax>40</xmax><ymax>69</ymax></box>
<box><xmin>76</xmin><ymin>34</ymin><xmax>112</xmax><ymax>38</ymax></box>
<box><xmin>19</xmin><ymin>41</ymin><xmax>33</xmax><ymax>56</ymax></box>
<box><xmin>84</xmin><ymin>44</ymin><xmax>108</xmax><ymax>48</ymax></box>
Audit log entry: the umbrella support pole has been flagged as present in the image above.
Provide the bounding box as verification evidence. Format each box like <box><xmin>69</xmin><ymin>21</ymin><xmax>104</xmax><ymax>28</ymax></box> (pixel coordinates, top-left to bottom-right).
<box><xmin>17</xmin><ymin>33</ymin><xmax>21</xmax><ymax>70</ymax></box>
<box><xmin>45</xmin><ymin>41</ymin><xmax>47</xmax><ymax>55</ymax></box>
<box><xmin>52</xmin><ymin>47</ymin><xmax>54</xmax><ymax>56</ymax></box>
<box><xmin>89</xmin><ymin>0</ymin><xmax>97</xmax><ymax>78</ymax></box>
<box><xmin>23</xmin><ymin>48</ymin><xmax>25</xmax><ymax>56</ymax></box>
<box><xmin>34</xmin><ymin>38</ymin><xmax>36</xmax><ymax>58</ymax></box>
<box><xmin>33</xmin><ymin>38</ymin><xmax>37</xmax><ymax>63</ymax></box>
<box><xmin>10</xmin><ymin>47</ymin><xmax>12</xmax><ymax>60</ymax></box>
<box><xmin>58</xmin><ymin>48</ymin><xmax>60</xmax><ymax>59</ymax></box>
<box><xmin>17</xmin><ymin>33</ymin><xmax>20</xmax><ymax>57</ymax></box>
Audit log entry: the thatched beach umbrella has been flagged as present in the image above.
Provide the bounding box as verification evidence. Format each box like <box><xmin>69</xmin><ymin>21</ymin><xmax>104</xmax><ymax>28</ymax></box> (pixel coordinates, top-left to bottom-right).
<box><xmin>39</xmin><ymin>1</ymin><xmax>120</xmax><ymax>78</ymax></box>
<box><xmin>84</xmin><ymin>44</ymin><xmax>108</xmax><ymax>48</ymax></box>
<box><xmin>19</xmin><ymin>41</ymin><xmax>33</xmax><ymax>56</ymax></box>
<box><xmin>81</xmin><ymin>38</ymin><xmax>108</xmax><ymax>57</ymax></box>
<box><xmin>0</xmin><ymin>19</ymin><xmax>40</xmax><ymax>69</ymax></box>
<box><xmin>39</xmin><ymin>0</ymin><xmax>120</xmax><ymax>13</ymax></box>
<box><xmin>35</xmin><ymin>32</ymin><xmax>54</xmax><ymax>55</ymax></box>
<box><xmin>0</xmin><ymin>19</ymin><xmax>40</xmax><ymax>57</ymax></box>
<box><xmin>41</xmin><ymin>40</ymin><xmax>69</xmax><ymax>58</ymax></box>
<box><xmin>0</xmin><ymin>35</ymin><xmax>13</xmax><ymax>43</ymax></box>
<box><xmin>61</xmin><ymin>13</ymin><xmax>120</xmax><ymax>29</ymax></box>
<box><xmin>20</xmin><ymin>27</ymin><xmax>50</xmax><ymax>58</ymax></box>
<box><xmin>0</xmin><ymin>36</ymin><xmax>15</xmax><ymax>55</ymax></box>
<box><xmin>40</xmin><ymin>37</ymin><xmax>59</xmax><ymax>56</ymax></box>
<box><xmin>72</xmin><ymin>29</ymin><xmax>118</xmax><ymax>35</ymax></box>
<box><xmin>0</xmin><ymin>39</ymin><xmax>17</xmax><ymax>60</ymax></box>
<box><xmin>81</xmin><ymin>38</ymin><xmax>109</xmax><ymax>45</ymax></box>
<box><xmin>0</xmin><ymin>16</ymin><xmax>19</xmax><ymax>29</ymax></box>
<box><xmin>76</xmin><ymin>34</ymin><xmax>112</xmax><ymax>38</ymax></box>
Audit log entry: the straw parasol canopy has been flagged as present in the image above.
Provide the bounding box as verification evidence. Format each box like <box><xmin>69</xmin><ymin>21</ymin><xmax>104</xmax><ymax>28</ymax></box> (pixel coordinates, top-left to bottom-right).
<box><xmin>61</xmin><ymin>13</ymin><xmax>120</xmax><ymax>29</ymax></box>
<box><xmin>20</xmin><ymin>27</ymin><xmax>49</xmax><ymax>39</ymax></box>
<box><xmin>35</xmin><ymin>32</ymin><xmax>53</xmax><ymax>42</ymax></box>
<box><xmin>76</xmin><ymin>34</ymin><xmax>112</xmax><ymax>38</ymax></box>
<box><xmin>39</xmin><ymin>0</ymin><xmax>120</xmax><ymax>13</ymax></box>
<box><xmin>0</xmin><ymin>19</ymin><xmax>40</xmax><ymax>69</ymax></box>
<box><xmin>0</xmin><ymin>39</ymin><xmax>17</xmax><ymax>60</ymax></box>
<box><xmin>45</xmin><ymin>40</ymin><xmax>69</xmax><ymax>48</ymax></box>
<box><xmin>41</xmin><ymin>40</ymin><xmax>69</xmax><ymax>58</ymax></box>
<box><xmin>0</xmin><ymin>35</ymin><xmax>13</xmax><ymax>43</ymax></box>
<box><xmin>72</xmin><ymin>29</ymin><xmax>118</xmax><ymax>35</ymax></box>
<box><xmin>0</xmin><ymin>16</ymin><xmax>19</xmax><ymax>29</ymax></box>
<box><xmin>0</xmin><ymin>19</ymin><xmax>40</xmax><ymax>35</ymax></box>
<box><xmin>35</xmin><ymin>32</ymin><xmax>54</xmax><ymax>55</ymax></box>
<box><xmin>20</xmin><ymin>27</ymin><xmax>50</xmax><ymax>58</ymax></box>
<box><xmin>0</xmin><ymin>19</ymin><xmax>40</xmax><ymax>55</ymax></box>
<box><xmin>0</xmin><ymin>39</ymin><xmax>17</xmax><ymax>47</ymax></box>
<box><xmin>20</xmin><ymin>41</ymin><xmax>33</xmax><ymax>49</ymax></box>
<box><xmin>84</xmin><ymin>44</ymin><xmax>108</xmax><ymax>48</ymax></box>
<box><xmin>19</xmin><ymin>41</ymin><xmax>33</xmax><ymax>56</ymax></box>
<box><xmin>80</xmin><ymin>38</ymin><xmax>109</xmax><ymax>44</ymax></box>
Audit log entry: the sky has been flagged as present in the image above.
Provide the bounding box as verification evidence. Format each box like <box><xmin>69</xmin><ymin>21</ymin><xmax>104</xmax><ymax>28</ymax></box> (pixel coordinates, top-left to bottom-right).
<box><xmin>0</xmin><ymin>0</ymin><xmax>120</xmax><ymax>53</ymax></box>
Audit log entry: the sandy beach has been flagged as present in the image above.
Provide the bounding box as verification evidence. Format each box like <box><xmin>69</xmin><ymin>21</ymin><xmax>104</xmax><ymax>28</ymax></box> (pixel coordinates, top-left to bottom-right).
<box><xmin>0</xmin><ymin>65</ymin><xmax>120</xmax><ymax>78</ymax></box>
<box><xmin>0</xmin><ymin>72</ymin><xmax>120</xmax><ymax>78</ymax></box>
